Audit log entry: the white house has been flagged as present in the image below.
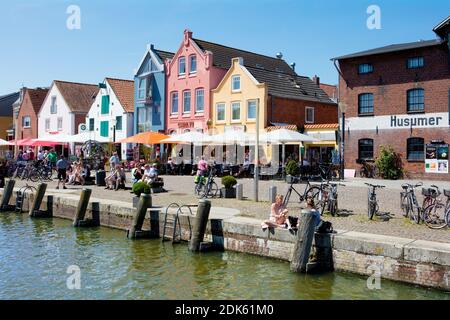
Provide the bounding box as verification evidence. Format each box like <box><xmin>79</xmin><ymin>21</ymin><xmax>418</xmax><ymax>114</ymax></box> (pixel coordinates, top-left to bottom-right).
<box><xmin>38</xmin><ymin>80</ymin><xmax>98</xmax><ymax>154</ymax></box>
<box><xmin>86</xmin><ymin>78</ymin><xmax>134</xmax><ymax>160</ymax></box>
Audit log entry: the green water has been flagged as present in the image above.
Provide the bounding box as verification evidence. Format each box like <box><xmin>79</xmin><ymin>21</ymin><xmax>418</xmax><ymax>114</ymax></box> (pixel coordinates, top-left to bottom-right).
<box><xmin>0</xmin><ymin>213</ymin><xmax>448</xmax><ymax>300</ymax></box>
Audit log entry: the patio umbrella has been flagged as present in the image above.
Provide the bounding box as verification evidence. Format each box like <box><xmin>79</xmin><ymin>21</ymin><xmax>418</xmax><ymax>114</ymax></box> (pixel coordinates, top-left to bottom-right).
<box><xmin>28</xmin><ymin>139</ymin><xmax>60</xmax><ymax>147</ymax></box>
<box><xmin>118</xmin><ymin>132</ymin><xmax>169</xmax><ymax>144</ymax></box>
<box><xmin>41</xmin><ymin>132</ymin><xmax>111</xmax><ymax>144</ymax></box>
<box><xmin>0</xmin><ymin>139</ymin><xmax>12</xmax><ymax>146</ymax></box>
<box><xmin>13</xmin><ymin>138</ymin><xmax>33</xmax><ymax>146</ymax></box>
<box><xmin>162</xmin><ymin>131</ymin><xmax>211</xmax><ymax>145</ymax></box>
<box><xmin>209</xmin><ymin>131</ymin><xmax>256</xmax><ymax>145</ymax></box>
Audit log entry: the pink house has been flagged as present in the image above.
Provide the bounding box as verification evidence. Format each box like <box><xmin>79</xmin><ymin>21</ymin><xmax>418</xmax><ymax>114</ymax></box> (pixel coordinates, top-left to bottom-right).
<box><xmin>165</xmin><ymin>30</ymin><xmax>227</xmax><ymax>134</ymax></box>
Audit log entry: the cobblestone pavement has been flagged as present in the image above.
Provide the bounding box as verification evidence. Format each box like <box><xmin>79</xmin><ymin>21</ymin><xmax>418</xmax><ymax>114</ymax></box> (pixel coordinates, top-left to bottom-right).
<box><xmin>11</xmin><ymin>174</ymin><xmax>450</xmax><ymax>243</ymax></box>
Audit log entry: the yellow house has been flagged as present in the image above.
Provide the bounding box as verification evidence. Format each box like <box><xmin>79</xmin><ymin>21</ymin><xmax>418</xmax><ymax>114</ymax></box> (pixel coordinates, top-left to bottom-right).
<box><xmin>211</xmin><ymin>57</ymin><xmax>267</xmax><ymax>134</ymax></box>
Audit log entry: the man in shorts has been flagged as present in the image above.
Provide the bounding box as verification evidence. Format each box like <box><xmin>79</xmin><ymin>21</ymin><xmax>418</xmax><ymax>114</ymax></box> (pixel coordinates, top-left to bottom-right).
<box><xmin>56</xmin><ymin>155</ymin><xmax>69</xmax><ymax>190</ymax></box>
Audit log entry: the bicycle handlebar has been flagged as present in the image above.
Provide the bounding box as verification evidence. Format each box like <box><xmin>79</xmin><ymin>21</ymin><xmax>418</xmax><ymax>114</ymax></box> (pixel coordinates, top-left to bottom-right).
<box><xmin>365</xmin><ymin>183</ymin><xmax>385</xmax><ymax>188</ymax></box>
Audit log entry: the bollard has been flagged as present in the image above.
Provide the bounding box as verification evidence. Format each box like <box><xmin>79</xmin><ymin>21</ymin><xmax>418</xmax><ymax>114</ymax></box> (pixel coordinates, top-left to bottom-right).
<box><xmin>189</xmin><ymin>199</ymin><xmax>211</xmax><ymax>252</ymax></box>
<box><xmin>269</xmin><ymin>186</ymin><xmax>277</xmax><ymax>204</ymax></box>
<box><xmin>0</xmin><ymin>179</ymin><xmax>15</xmax><ymax>211</ymax></box>
<box><xmin>290</xmin><ymin>210</ymin><xmax>317</xmax><ymax>273</ymax></box>
<box><xmin>149</xmin><ymin>209</ymin><xmax>160</xmax><ymax>238</ymax></box>
<box><xmin>73</xmin><ymin>189</ymin><xmax>92</xmax><ymax>227</ymax></box>
<box><xmin>306</xmin><ymin>233</ymin><xmax>334</xmax><ymax>273</ymax></box>
<box><xmin>127</xmin><ymin>194</ymin><xmax>151</xmax><ymax>239</ymax></box>
<box><xmin>236</xmin><ymin>184</ymin><xmax>243</xmax><ymax>200</ymax></box>
<box><xmin>29</xmin><ymin>183</ymin><xmax>47</xmax><ymax>217</ymax></box>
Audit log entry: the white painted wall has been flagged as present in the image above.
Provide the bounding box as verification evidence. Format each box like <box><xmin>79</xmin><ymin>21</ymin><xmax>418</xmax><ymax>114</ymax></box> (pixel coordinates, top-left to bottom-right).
<box><xmin>86</xmin><ymin>79</ymin><xmax>134</xmax><ymax>159</ymax></box>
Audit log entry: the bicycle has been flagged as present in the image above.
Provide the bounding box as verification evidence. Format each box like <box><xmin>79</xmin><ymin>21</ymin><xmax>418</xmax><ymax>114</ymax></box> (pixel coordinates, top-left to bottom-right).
<box><xmin>400</xmin><ymin>183</ymin><xmax>439</xmax><ymax>224</ymax></box>
<box><xmin>365</xmin><ymin>183</ymin><xmax>385</xmax><ymax>220</ymax></box>
<box><xmin>283</xmin><ymin>176</ymin><xmax>325</xmax><ymax>208</ymax></box>
<box><xmin>422</xmin><ymin>189</ymin><xmax>450</xmax><ymax>229</ymax></box>
<box><xmin>320</xmin><ymin>182</ymin><xmax>345</xmax><ymax>216</ymax></box>
<box><xmin>318</xmin><ymin>162</ymin><xmax>338</xmax><ymax>181</ymax></box>
<box><xmin>195</xmin><ymin>168</ymin><xmax>218</xmax><ymax>199</ymax></box>
<box><xmin>359</xmin><ymin>160</ymin><xmax>378</xmax><ymax>178</ymax></box>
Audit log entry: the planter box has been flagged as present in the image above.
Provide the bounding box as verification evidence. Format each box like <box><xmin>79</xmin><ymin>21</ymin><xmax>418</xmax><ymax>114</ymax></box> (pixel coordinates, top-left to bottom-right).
<box><xmin>221</xmin><ymin>187</ymin><xmax>236</xmax><ymax>199</ymax></box>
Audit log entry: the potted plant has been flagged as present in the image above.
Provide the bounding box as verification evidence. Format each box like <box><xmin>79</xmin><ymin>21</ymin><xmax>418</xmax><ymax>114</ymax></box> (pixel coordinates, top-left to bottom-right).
<box><xmin>220</xmin><ymin>175</ymin><xmax>237</xmax><ymax>198</ymax></box>
<box><xmin>285</xmin><ymin>160</ymin><xmax>300</xmax><ymax>183</ymax></box>
<box><xmin>132</xmin><ymin>181</ymin><xmax>151</xmax><ymax>208</ymax></box>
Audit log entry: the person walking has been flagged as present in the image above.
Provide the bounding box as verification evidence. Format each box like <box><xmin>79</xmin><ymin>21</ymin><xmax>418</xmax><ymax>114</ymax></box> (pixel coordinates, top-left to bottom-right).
<box><xmin>56</xmin><ymin>155</ymin><xmax>69</xmax><ymax>190</ymax></box>
<box><xmin>109</xmin><ymin>152</ymin><xmax>120</xmax><ymax>171</ymax></box>
<box><xmin>47</xmin><ymin>149</ymin><xmax>57</xmax><ymax>168</ymax></box>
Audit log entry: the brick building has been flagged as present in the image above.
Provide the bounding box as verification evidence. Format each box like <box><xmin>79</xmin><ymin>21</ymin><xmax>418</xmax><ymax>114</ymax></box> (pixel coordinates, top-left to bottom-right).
<box><xmin>16</xmin><ymin>88</ymin><xmax>49</xmax><ymax>140</ymax></box>
<box><xmin>333</xmin><ymin>16</ymin><xmax>450</xmax><ymax>179</ymax></box>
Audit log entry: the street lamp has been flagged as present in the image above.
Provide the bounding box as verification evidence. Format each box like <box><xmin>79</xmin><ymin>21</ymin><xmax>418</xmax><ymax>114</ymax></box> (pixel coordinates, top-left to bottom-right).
<box><xmin>112</xmin><ymin>118</ymin><xmax>117</xmax><ymax>156</ymax></box>
<box><xmin>338</xmin><ymin>102</ymin><xmax>347</xmax><ymax>180</ymax></box>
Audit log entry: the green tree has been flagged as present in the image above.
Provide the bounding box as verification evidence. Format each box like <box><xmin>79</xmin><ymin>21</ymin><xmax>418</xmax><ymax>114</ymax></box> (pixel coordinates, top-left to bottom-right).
<box><xmin>375</xmin><ymin>145</ymin><xmax>403</xmax><ymax>180</ymax></box>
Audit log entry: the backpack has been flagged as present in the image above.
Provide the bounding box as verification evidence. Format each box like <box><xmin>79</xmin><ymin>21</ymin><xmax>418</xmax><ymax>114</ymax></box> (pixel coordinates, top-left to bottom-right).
<box><xmin>315</xmin><ymin>220</ymin><xmax>333</xmax><ymax>234</ymax></box>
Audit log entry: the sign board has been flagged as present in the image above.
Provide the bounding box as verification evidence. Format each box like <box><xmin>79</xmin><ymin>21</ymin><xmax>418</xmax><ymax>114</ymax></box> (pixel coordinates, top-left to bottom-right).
<box><xmin>425</xmin><ymin>143</ymin><xmax>448</xmax><ymax>174</ymax></box>
<box><xmin>78</xmin><ymin>123</ymin><xmax>88</xmax><ymax>133</ymax></box>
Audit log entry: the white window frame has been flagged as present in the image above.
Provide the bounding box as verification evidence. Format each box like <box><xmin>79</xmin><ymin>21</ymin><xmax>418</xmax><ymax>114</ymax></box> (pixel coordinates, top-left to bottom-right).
<box><xmin>195</xmin><ymin>88</ymin><xmax>204</xmax><ymax>113</ymax></box>
<box><xmin>189</xmin><ymin>55</ymin><xmax>197</xmax><ymax>74</ymax></box>
<box><xmin>178</xmin><ymin>56</ymin><xmax>186</xmax><ymax>76</ymax></box>
<box><xmin>231</xmin><ymin>75</ymin><xmax>241</xmax><ymax>92</ymax></box>
<box><xmin>57</xmin><ymin>117</ymin><xmax>63</xmax><ymax>131</ymax></box>
<box><xmin>22</xmin><ymin>116</ymin><xmax>31</xmax><ymax>128</ymax></box>
<box><xmin>231</xmin><ymin>102</ymin><xmax>241</xmax><ymax>121</ymax></box>
<box><xmin>216</xmin><ymin>103</ymin><xmax>226</xmax><ymax>122</ymax></box>
<box><xmin>171</xmin><ymin>92</ymin><xmax>179</xmax><ymax>114</ymax></box>
<box><xmin>183</xmin><ymin>91</ymin><xmax>191</xmax><ymax>114</ymax></box>
<box><xmin>305</xmin><ymin>107</ymin><xmax>315</xmax><ymax>124</ymax></box>
<box><xmin>138</xmin><ymin>78</ymin><xmax>146</xmax><ymax>100</ymax></box>
<box><xmin>50</xmin><ymin>96</ymin><xmax>57</xmax><ymax>114</ymax></box>
<box><xmin>45</xmin><ymin>118</ymin><xmax>50</xmax><ymax>131</ymax></box>
<box><xmin>247</xmin><ymin>100</ymin><xmax>257</xmax><ymax>120</ymax></box>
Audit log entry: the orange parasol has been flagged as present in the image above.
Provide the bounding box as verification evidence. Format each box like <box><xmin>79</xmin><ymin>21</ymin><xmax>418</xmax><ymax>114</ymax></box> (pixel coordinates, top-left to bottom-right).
<box><xmin>118</xmin><ymin>132</ymin><xmax>170</xmax><ymax>144</ymax></box>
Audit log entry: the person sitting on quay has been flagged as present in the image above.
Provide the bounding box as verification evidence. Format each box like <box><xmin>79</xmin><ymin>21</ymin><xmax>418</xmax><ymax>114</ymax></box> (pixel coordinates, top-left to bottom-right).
<box><xmin>131</xmin><ymin>162</ymin><xmax>143</xmax><ymax>184</ymax></box>
<box><xmin>105</xmin><ymin>166</ymin><xmax>118</xmax><ymax>190</ymax></box>
<box><xmin>114</xmin><ymin>165</ymin><xmax>126</xmax><ymax>191</ymax></box>
<box><xmin>261</xmin><ymin>194</ymin><xmax>292</xmax><ymax>230</ymax></box>
<box><xmin>143</xmin><ymin>163</ymin><xmax>158</xmax><ymax>185</ymax></box>
<box><xmin>109</xmin><ymin>152</ymin><xmax>120</xmax><ymax>171</ymax></box>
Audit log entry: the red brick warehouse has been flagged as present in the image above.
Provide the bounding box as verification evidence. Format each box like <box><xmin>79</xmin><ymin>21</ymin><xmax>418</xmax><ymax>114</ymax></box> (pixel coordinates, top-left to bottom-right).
<box><xmin>333</xmin><ymin>16</ymin><xmax>450</xmax><ymax>180</ymax></box>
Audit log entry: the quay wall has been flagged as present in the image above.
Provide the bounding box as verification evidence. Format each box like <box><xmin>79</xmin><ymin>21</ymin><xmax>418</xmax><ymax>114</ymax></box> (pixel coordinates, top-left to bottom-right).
<box><xmin>3</xmin><ymin>189</ymin><xmax>450</xmax><ymax>291</ymax></box>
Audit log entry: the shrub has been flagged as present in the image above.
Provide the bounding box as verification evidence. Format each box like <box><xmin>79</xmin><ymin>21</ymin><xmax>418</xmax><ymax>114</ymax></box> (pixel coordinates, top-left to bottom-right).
<box><xmin>132</xmin><ymin>181</ymin><xmax>151</xmax><ymax>196</ymax></box>
<box><xmin>375</xmin><ymin>145</ymin><xmax>403</xmax><ymax>180</ymax></box>
<box><xmin>221</xmin><ymin>175</ymin><xmax>237</xmax><ymax>189</ymax></box>
<box><xmin>285</xmin><ymin>160</ymin><xmax>300</xmax><ymax>176</ymax></box>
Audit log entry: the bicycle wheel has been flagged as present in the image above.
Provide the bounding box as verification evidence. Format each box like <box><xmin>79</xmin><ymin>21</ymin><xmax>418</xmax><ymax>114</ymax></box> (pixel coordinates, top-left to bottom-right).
<box><xmin>423</xmin><ymin>202</ymin><xmax>447</xmax><ymax>229</ymax></box>
<box><xmin>29</xmin><ymin>170</ymin><xmax>40</xmax><ymax>183</ymax></box>
<box><xmin>372</xmin><ymin>166</ymin><xmax>379</xmax><ymax>179</ymax></box>
<box><xmin>330</xmin><ymin>199</ymin><xmax>338</xmax><ymax>217</ymax></box>
<box><xmin>306</xmin><ymin>186</ymin><xmax>322</xmax><ymax>205</ymax></box>
<box><xmin>359</xmin><ymin>169</ymin><xmax>365</xmax><ymax>178</ymax></box>
<box><xmin>194</xmin><ymin>183</ymin><xmax>203</xmax><ymax>196</ymax></box>
<box><xmin>409</xmin><ymin>205</ymin><xmax>421</xmax><ymax>224</ymax></box>
<box><xmin>207</xmin><ymin>182</ymin><xmax>218</xmax><ymax>198</ymax></box>
<box><xmin>400</xmin><ymin>193</ymin><xmax>409</xmax><ymax>217</ymax></box>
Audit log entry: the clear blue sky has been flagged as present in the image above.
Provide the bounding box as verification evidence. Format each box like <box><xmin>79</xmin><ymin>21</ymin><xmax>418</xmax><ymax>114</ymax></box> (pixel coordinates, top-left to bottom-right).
<box><xmin>0</xmin><ymin>0</ymin><xmax>448</xmax><ymax>95</ymax></box>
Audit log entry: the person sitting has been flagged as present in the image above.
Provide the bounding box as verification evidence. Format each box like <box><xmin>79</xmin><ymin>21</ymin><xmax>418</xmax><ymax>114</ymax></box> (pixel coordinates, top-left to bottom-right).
<box><xmin>81</xmin><ymin>163</ymin><xmax>93</xmax><ymax>184</ymax></box>
<box><xmin>144</xmin><ymin>163</ymin><xmax>159</xmax><ymax>185</ymax></box>
<box><xmin>105</xmin><ymin>167</ymin><xmax>118</xmax><ymax>190</ymax></box>
<box><xmin>302</xmin><ymin>197</ymin><xmax>321</xmax><ymax>228</ymax></box>
<box><xmin>114</xmin><ymin>165</ymin><xmax>126</xmax><ymax>190</ymax></box>
<box><xmin>141</xmin><ymin>164</ymin><xmax>152</xmax><ymax>183</ymax></box>
<box><xmin>166</xmin><ymin>157</ymin><xmax>176</xmax><ymax>175</ymax></box>
<box><xmin>131</xmin><ymin>163</ymin><xmax>143</xmax><ymax>184</ymax></box>
<box><xmin>261</xmin><ymin>194</ymin><xmax>291</xmax><ymax>230</ymax></box>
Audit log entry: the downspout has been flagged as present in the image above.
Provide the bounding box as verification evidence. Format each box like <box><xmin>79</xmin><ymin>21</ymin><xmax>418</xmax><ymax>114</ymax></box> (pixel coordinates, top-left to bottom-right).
<box><xmin>332</xmin><ymin>58</ymin><xmax>344</xmax><ymax>179</ymax></box>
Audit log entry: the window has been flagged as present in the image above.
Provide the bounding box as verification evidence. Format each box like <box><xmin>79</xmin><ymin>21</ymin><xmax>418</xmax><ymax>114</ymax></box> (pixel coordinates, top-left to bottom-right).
<box><xmin>247</xmin><ymin>100</ymin><xmax>257</xmax><ymax>120</ymax></box>
<box><xmin>137</xmin><ymin>105</ymin><xmax>151</xmax><ymax>133</ymax></box>
<box><xmin>145</xmin><ymin>76</ymin><xmax>152</xmax><ymax>99</ymax></box>
<box><xmin>45</xmin><ymin>118</ymin><xmax>50</xmax><ymax>131</ymax></box>
<box><xmin>305</xmin><ymin>107</ymin><xmax>315</xmax><ymax>123</ymax></box>
<box><xmin>138</xmin><ymin>78</ymin><xmax>146</xmax><ymax>100</ymax></box>
<box><xmin>50</xmin><ymin>96</ymin><xmax>57</xmax><ymax>114</ymax></box>
<box><xmin>407</xmin><ymin>89</ymin><xmax>424</xmax><ymax>113</ymax></box>
<box><xmin>195</xmin><ymin>89</ymin><xmax>204</xmax><ymax>113</ymax></box>
<box><xmin>101</xmin><ymin>95</ymin><xmax>110</xmax><ymax>115</ymax></box>
<box><xmin>89</xmin><ymin>118</ymin><xmax>94</xmax><ymax>131</ymax></box>
<box><xmin>232</xmin><ymin>102</ymin><xmax>241</xmax><ymax>121</ymax></box>
<box><xmin>183</xmin><ymin>91</ymin><xmax>191</xmax><ymax>113</ymax></box>
<box><xmin>358</xmin><ymin>63</ymin><xmax>373</xmax><ymax>74</ymax></box>
<box><xmin>189</xmin><ymin>55</ymin><xmax>197</xmax><ymax>74</ymax></box>
<box><xmin>232</xmin><ymin>75</ymin><xmax>241</xmax><ymax>91</ymax></box>
<box><xmin>100</xmin><ymin>121</ymin><xmax>109</xmax><ymax>137</ymax></box>
<box><xmin>57</xmin><ymin>117</ymin><xmax>63</xmax><ymax>131</ymax></box>
<box><xmin>22</xmin><ymin>116</ymin><xmax>31</xmax><ymax>128</ymax></box>
<box><xmin>407</xmin><ymin>57</ymin><xmax>424</xmax><ymax>69</ymax></box>
<box><xmin>407</xmin><ymin>137</ymin><xmax>425</xmax><ymax>161</ymax></box>
<box><xmin>171</xmin><ymin>92</ymin><xmax>178</xmax><ymax>114</ymax></box>
<box><xmin>115</xmin><ymin>116</ymin><xmax>122</xmax><ymax>131</ymax></box>
<box><xmin>358</xmin><ymin>93</ymin><xmax>374</xmax><ymax>115</ymax></box>
<box><xmin>216</xmin><ymin>103</ymin><xmax>225</xmax><ymax>121</ymax></box>
<box><xmin>178</xmin><ymin>57</ymin><xmax>186</xmax><ymax>75</ymax></box>
<box><xmin>358</xmin><ymin>139</ymin><xmax>374</xmax><ymax>160</ymax></box>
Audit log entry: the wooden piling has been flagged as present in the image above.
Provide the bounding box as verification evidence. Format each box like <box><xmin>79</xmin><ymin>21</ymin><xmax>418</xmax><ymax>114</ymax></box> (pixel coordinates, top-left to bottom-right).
<box><xmin>0</xmin><ymin>179</ymin><xmax>15</xmax><ymax>210</ymax></box>
<box><xmin>188</xmin><ymin>199</ymin><xmax>211</xmax><ymax>252</ymax></box>
<box><xmin>29</xmin><ymin>183</ymin><xmax>47</xmax><ymax>217</ymax></box>
<box><xmin>73</xmin><ymin>189</ymin><xmax>92</xmax><ymax>227</ymax></box>
<box><xmin>290</xmin><ymin>210</ymin><xmax>317</xmax><ymax>273</ymax></box>
<box><xmin>127</xmin><ymin>194</ymin><xmax>151</xmax><ymax>239</ymax></box>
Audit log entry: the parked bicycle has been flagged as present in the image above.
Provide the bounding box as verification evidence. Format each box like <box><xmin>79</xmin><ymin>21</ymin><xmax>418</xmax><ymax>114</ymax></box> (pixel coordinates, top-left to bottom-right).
<box><xmin>317</xmin><ymin>162</ymin><xmax>338</xmax><ymax>181</ymax></box>
<box><xmin>365</xmin><ymin>183</ymin><xmax>385</xmax><ymax>220</ymax></box>
<box><xmin>283</xmin><ymin>176</ymin><xmax>325</xmax><ymax>208</ymax></box>
<box><xmin>422</xmin><ymin>189</ymin><xmax>450</xmax><ymax>229</ymax></box>
<box><xmin>194</xmin><ymin>168</ymin><xmax>218</xmax><ymax>199</ymax></box>
<box><xmin>320</xmin><ymin>182</ymin><xmax>345</xmax><ymax>216</ymax></box>
<box><xmin>400</xmin><ymin>183</ymin><xmax>440</xmax><ymax>224</ymax></box>
<box><xmin>359</xmin><ymin>159</ymin><xmax>379</xmax><ymax>178</ymax></box>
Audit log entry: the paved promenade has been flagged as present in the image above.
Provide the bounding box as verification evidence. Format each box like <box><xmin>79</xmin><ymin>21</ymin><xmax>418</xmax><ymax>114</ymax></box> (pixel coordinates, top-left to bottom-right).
<box><xmin>12</xmin><ymin>175</ymin><xmax>450</xmax><ymax>243</ymax></box>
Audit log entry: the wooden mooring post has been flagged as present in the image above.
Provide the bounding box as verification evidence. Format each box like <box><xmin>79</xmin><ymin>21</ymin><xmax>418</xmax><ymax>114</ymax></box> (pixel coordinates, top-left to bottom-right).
<box><xmin>127</xmin><ymin>194</ymin><xmax>157</xmax><ymax>239</ymax></box>
<box><xmin>29</xmin><ymin>183</ymin><xmax>52</xmax><ymax>218</ymax></box>
<box><xmin>73</xmin><ymin>189</ymin><xmax>99</xmax><ymax>227</ymax></box>
<box><xmin>0</xmin><ymin>179</ymin><xmax>15</xmax><ymax>211</ymax></box>
<box><xmin>189</xmin><ymin>199</ymin><xmax>214</xmax><ymax>252</ymax></box>
<box><xmin>290</xmin><ymin>210</ymin><xmax>316</xmax><ymax>273</ymax></box>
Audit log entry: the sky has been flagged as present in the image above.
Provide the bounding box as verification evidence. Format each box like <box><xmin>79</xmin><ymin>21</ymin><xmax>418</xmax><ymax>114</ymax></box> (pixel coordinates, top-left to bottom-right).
<box><xmin>0</xmin><ymin>0</ymin><xmax>448</xmax><ymax>95</ymax></box>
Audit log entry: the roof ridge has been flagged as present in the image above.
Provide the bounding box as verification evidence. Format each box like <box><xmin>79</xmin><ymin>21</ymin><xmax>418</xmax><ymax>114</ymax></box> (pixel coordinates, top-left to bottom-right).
<box><xmin>106</xmin><ymin>77</ymin><xmax>134</xmax><ymax>83</ymax></box>
<box><xmin>192</xmin><ymin>38</ymin><xmax>290</xmax><ymax>63</ymax></box>
<box><xmin>154</xmin><ymin>49</ymin><xmax>174</xmax><ymax>55</ymax></box>
<box><xmin>54</xmin><ymin>80</ymin><xmax>97</xmax><ymax>87</ymax></box>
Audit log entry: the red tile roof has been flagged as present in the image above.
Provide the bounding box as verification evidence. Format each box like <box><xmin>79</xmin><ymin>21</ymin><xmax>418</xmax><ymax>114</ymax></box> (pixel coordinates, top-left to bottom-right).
<box><xmin>266</xmin><ymin>125</ymin><xmax>298</xmax><ymax>132</ymax></box>
<box><xmin>26</xmin><ymin>88</ymin><xmax>49</xmax><ymax>114</ymax></box>
<box><xmin>304</xmin><ymin>123</ymin><xmax>339</xmax><ymax>129</ymax></box>
<box><xmin>54</xmin><ymin>80</ymin><xmax>98</xmax><ymax>113</ymax></box>
<box><xmin>106</xmin><ymin>78</ymin><xmax>134</xmax><ymax>113</ymax></box>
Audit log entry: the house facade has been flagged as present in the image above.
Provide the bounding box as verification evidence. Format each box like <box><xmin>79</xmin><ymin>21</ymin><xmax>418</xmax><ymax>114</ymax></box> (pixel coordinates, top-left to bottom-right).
<box><xmin>16</xmin><ymin>88</ymin><xmax>49</xmax><ymax>140</ymax></box>
<box><xmin>0</xmin><ymin>92</ymin><xmax>20</xmax><ymax>141</ymax></box>
<box><xmin>86</xmin><ymin>78</ymin><xmax>134</xmax><ymax>160</ymax></box>
<box><xmin>134</xmin><ymin>44</ymin><xmax>173</xmax><ymax>134</ymax></box>
<box><xmin>333</xmin><ymin>16</ymin><xmax>450</xmax><ymax>179</ymax></box>
<box><xmin>38</xmin><ymin>80</ymin><xmax>98</xmax><ymax>154</ymax></box>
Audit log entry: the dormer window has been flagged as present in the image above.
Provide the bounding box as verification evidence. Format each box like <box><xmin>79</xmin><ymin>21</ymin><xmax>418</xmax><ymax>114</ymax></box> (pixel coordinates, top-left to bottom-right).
<box><xmin>232</xmin><ymin>75</ymin><xmax>241</xmax><ymax>92</ymax></box>
<box><xmin>189</xmin><ymin>55</ymin><xmax>197</xmax><ymax>74</ymax></box>
<box><xmin>358</xmin><ymin>63</ymin><xmax>373</xmax><ymax>74</ymax></box>
<box><xmin>178</xmin><ymin>57</ymin><xmax>186</xmax><ymax>75</ymax></box>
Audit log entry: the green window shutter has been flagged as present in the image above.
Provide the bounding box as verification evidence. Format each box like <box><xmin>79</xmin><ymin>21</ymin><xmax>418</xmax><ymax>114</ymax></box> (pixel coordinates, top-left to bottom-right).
<box><xmin>101</xmin><ymin>95</ymin><xmax>110</xmax><ymax>115</ymax></box>
<box><xmin>115</xmin><ymin>116</ymin><xmax>122</xmax><ymax>130</ymax></box>
<box><xmin>100</xmin><ymin>121</ymin><xmax>109</xmax><ymax>137</ymax></box>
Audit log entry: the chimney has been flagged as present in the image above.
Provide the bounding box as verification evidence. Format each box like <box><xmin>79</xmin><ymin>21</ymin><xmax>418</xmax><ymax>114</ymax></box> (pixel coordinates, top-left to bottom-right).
<box><xmin>184</xmin><ymin>29</ymin><xmax>193</xmax><ymax>45</ymax></box>
<box><xmin>313</xmin><ymin>75</ymin><xmax>320</xmax><ymax>85</ymax></box>
<box><xmin>276</xmin><ymin>52</ymin><xmax>283</xmax><ymax>59</ymax></box>
<box><xmin>290</xmin><ymin>62</ymin><xmax>296</xmax><ymax>72</ymax></box>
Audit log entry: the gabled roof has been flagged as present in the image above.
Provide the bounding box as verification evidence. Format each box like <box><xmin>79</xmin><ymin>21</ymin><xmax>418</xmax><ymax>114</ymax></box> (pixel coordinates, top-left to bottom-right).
<box><xmin>26</xmin><ymin>88</ymin><xmax>49</xmax><ymax>114</ymax></box>
<box><xmin>54</xmin><ymin>80</ymin><xmax>98</xmax><ymax>113</ymax></box>
<box><xmin>154</xmin><ymin>49</ymin><xmax>174</xmax><ymax>62</ymax></box>
<box><xmin>332</xmin><ymin>39</ymin><xmax>444</xmax><ymax>61</ymax></box>
<box><xmin>433</xmin><ymin>15</ymin><xmax>450</xmax><ymax>39</ymax></box>
<box><xmin>0</xmin><ymin>92</ymin><xmax>20</xmax><ymax>117</ymax></box>
<box><xmin>246</xmin><ymin>67</ymin><xmax>336</xmax><ymax>104</ymax></box>
<box><xmin>106</xmin><ymin>78</ymin><xmax>134</xmax><ymax>113</ymax></box>
<box><xmin>192</xmin><ymin>38</ymin><xmax>296</xmax><ymax>75</ymax></box>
